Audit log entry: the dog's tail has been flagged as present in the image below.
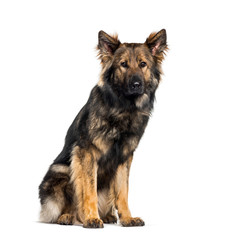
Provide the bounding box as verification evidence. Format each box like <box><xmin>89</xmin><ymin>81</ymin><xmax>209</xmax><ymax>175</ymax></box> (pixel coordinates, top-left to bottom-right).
<box><xmin>39</xmin><ymin>164</ymin><xmax>73</xmax><ymax>223</ymax></box>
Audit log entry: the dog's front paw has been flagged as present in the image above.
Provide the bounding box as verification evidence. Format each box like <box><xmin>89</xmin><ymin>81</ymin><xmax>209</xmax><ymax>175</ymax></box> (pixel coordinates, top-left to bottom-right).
<box><xmin>120</xmin><ymin>217</ymin><xmax>145</xmax><ymax>227</ymax></box>
<box><xmin>83</xmin><ymin>218</ymin><xmax>104</xmax><ymax>228</ymax></box>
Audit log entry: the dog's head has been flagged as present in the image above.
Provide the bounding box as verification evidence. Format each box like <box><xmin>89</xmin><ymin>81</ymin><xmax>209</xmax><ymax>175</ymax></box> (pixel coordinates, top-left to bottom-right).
<box><xmin>97</xmin><ymin>30</ymin><xmax>168</xmax><ymax>107</ymax></box>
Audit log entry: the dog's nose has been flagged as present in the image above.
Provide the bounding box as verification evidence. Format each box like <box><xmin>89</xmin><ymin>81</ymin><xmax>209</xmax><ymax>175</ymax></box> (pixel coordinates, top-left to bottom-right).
<box><xmin>132</xmin><ymin>81</ymin><xmax>142</xmax><ymax>90</ymax></box>
<box><xmin>129</xmin><ymin>75</ymin><xmax>144</xmax><ymax>95</ymax></box>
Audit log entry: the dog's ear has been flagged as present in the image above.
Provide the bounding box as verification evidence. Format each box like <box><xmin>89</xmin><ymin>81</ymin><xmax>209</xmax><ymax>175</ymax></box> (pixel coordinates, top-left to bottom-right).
<box><xmin>145</xmin><ymin>29</ymin><xmax>168</xmax><ymax>62</ymax></box>
<box><xmin>97</xmin><ymin>30</ymin><xmax>120</xmax><ymax>64</ymax></box>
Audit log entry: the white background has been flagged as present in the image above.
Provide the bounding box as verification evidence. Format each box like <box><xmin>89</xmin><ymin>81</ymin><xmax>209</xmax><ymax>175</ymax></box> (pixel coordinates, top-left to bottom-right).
<box><xmin>0</xmin><ymin>0</ymin><xmax>227</xmax><ymax>239</ymax></box>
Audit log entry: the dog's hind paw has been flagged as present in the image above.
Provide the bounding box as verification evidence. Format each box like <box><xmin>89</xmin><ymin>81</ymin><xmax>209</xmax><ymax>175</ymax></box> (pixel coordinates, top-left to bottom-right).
<box><xmin>57</xmin><ymin>214</ymin><xmax>75</xmax><ymax>225</ymax></box>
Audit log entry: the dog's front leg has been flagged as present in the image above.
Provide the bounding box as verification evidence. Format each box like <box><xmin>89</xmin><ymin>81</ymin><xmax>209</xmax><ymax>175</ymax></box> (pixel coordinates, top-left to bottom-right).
<box><xmin>70</xmin><ymin>146</ymin><xmax>103</xmax><ymax>228</ymax></box>
<box><xmin>115</xmin><ymin>155</ymin><xmax>145</xmax><ymax>227</ymax></box>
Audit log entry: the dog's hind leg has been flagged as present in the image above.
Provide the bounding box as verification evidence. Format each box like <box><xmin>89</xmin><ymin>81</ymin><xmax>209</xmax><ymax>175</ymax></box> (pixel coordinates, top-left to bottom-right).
<box><xmin>39</xmin><ymin>164</ymin><xmax>74</xmax><ymax>224</ymax></box>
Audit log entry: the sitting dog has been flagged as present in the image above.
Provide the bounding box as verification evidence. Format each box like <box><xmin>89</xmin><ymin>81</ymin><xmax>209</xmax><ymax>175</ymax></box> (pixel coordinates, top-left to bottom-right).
<box><xmin>39</xmin><ymin>29</ymin><xmax>168</xmax><ymax>228</ymax></box>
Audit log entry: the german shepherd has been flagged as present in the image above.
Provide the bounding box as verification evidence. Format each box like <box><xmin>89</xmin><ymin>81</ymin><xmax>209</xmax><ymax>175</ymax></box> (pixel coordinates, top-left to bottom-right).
<box><xmin>39</xmin><ymin>29</ymin><xmax>168</xmax><ymax>228</ymax></box>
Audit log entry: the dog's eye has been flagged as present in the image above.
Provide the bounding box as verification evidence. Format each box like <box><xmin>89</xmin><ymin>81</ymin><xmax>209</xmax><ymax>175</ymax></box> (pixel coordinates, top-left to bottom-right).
<box><xmin>120</xmin><ymin>61</ymin><xmax>128</xmax><ymax>68</ymax></box>
<box><xmin>140</xmin><ymin>62</ymin><xmax>147</xmax><ymax>68</ymax></box>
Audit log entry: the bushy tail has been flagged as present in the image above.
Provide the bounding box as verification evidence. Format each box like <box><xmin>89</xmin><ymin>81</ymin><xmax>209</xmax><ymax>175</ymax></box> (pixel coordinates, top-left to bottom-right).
<box><xmin>39</xmin><ymin>164</ymin><xmax>72</xmax><ymax>223</ymax></box>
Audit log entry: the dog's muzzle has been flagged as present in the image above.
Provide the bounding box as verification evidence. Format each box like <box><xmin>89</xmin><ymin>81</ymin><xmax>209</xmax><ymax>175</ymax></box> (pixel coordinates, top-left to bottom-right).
<box><xmin>128</xmin><ymin>75</ymin><xmax>144</xmax><ymax>95</ymax></box>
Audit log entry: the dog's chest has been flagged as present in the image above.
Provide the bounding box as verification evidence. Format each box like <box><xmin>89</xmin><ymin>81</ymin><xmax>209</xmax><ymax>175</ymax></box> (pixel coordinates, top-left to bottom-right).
<box><xmin>91</xmin><ymin>111</ymin><xmax>145</xmax><ymax>154</ymax></box>
<box><xmin>93</xmin><ymin>111</ymin><xmax>148</xmax><ymax>190</ymax></box>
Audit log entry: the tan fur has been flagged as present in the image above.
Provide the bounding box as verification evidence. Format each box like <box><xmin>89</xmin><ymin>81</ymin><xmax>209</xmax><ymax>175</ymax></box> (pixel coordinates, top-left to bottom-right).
<box><xmin>92</xmin><ymin>137</ymin><xmax>110</xmax><ymax>156</ymax></box>
<box><xmin>135</xmin><ymin>93</ymin><xmax>150</xmax><ymax>109</ymax></box>
<box><xmin>57</xmin><ymin>214</ymin><xmax>76</xmax><ymax>225</ymax></box>
<box><xmin>123</xmin><ymin>137</ymin><xmax>139</xmax><ymax>157</ymax></box>
<box><xmin>115</xmin><ymin>156</ymin><xmax>132</xmax><ymax>221</ymax></box>
<box><xmin>98</xmin><ymin>188</ymin><xmax>115</xmax><ymax>219</ymax></box>
<box><xmin>50</xmin><ymin>164</ymin><xmax>69</xmax><ymax>174</ymax></box>
<box><xmin>70</xmin><ymin>146</ymin><xmax>100</xmax><ymax>224</ymax></box>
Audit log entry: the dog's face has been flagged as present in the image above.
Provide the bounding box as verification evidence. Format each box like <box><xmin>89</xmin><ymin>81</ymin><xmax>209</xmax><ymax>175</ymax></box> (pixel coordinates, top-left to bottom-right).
<box><xmin>97</xmin><ymin>30</ymin><xmax>168</xmax><ymax>100</ymax></box>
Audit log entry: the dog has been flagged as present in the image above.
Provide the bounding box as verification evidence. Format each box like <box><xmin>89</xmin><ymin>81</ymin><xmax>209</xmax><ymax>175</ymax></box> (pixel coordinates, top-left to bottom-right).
<box><xmin>39</xmin><ymin>29</ymin><xmax>168</xmax><ymax>228</ymax></box>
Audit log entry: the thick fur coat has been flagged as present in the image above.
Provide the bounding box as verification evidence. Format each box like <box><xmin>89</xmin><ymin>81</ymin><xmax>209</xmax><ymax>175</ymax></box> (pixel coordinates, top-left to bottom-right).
<box><xmin>39</xmin><ymin>29</ymin><xmax>168</xmax><ymax>228</ymax></box>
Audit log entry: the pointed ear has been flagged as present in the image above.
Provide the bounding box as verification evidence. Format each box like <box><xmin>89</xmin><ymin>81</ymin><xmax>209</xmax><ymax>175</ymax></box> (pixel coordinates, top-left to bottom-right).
<box><xmin>97</xmin><ymin>30</ymin><xmax>121</xmax><ymax>63</ymax></box>
<box><xmin>145</xmin><ymin>29</ymin><xmax>168</xmax><ymax>60</ymax></box>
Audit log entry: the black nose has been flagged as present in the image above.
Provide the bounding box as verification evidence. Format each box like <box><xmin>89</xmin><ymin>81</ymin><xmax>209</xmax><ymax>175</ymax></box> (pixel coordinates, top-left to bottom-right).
<box><xmin>129</xmin><ymin>75</ymin><xmax>144</xmax><ymax>95</ymax></box>
<box><xmin>132</xmin><ymin>81</ymin><xmax>142</xmax><ymax>90</ymax></box>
